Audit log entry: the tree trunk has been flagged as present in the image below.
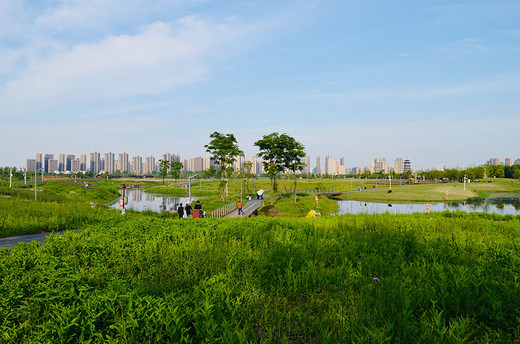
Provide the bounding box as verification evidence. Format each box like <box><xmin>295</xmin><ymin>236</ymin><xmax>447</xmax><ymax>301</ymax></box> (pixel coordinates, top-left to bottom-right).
<box><xmin>292</xmin><ymin>170</ymin><xmax>298</xmax><ymax>204</ymax></box>
<box><xmin>270</xmin><ymin>176</ymin><xmax>275</xmax><ymax>205</ymax></box>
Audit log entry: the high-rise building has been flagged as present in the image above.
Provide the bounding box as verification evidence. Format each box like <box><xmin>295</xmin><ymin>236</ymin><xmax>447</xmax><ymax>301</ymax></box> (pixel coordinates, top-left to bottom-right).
<box><xmin>515</xmin><ymin>158</ymin><xmax>520</xmax><ymax>165</ymax></box>
<box><xmin>144</xmin><ymin>156</ymin><xmax>156</xmax><ymax>174</ymax></box>
<box><xmin>487</xmin><ymin>158</ymin><xmax>502</xmax><ymax>166</ymax></box>
<box><xmin>66</xmin><ymin>155</ymin><xmax>75</xmax><ymax>172</ymax></box>
<box><xmin>80</xmin><ymin>154</ymin><xmax>87</xmax><ymax>172</ymax></box>
<box><xmin>325</xmin><ymin>156</ymin><xmax>338</xmax><ymax>175</ymax></box>
<box><xmin>117</xmin><ymin>152</ymin><xmax>129</xmax><ymax>173</ymax></box>
<box><xmin>305</xmin><ymin>156</ymin><xmax>311</xmax><ymax>174</ymax></box>
<box><xmin>90</xmin><ymin>152</ymin><xmax>101</xmax><ymax>173</ymax></box>
<box><xmin>71</xmin><ymin>159</ymin><xmax>81</xmax><ymax>173</ymax></box>
<box><xmin>316</xmin><ymin>156</ymin><xmax>321</xmax><ymax>175</ymax></box>
<box><xmin>58</xmin><ymin>153</ymin><xmax>66</xmax><ymax>172</ymax></box>
<box><xmin>131</xmin><ymin>156</ymin><xmax>143</xmax><ymax>175</ymax></box>
<box><xmin>26</xmin><ymin>159</ymin><xmax>37</xmax><ymax>172</ymax></box>
<box><xmin>44</xmin><ymin>154</ymin><xmax>54</xmax><ymax>173</ymax></box>
<box><xmin>162</xmin><ymin>153</ymin><xmax>180</xmax><ymax>163</ymax></box>
<box><xmin>105</xmin><ymin>152</ymin><xmax>115</xmax><ymax>174</ymax></box>
<box><xmin>35</xmin><ymin>153</ymin><xmax>43</xmax><ymax>171</ymax></box>
<box><xmin>393</xmin><ymin>158</ymin><xmax>404</xmax><ymax>174</ymax></box>
<box><xmin>188</xmin><ymin>157</ymin><xmax>204</xmax><ymax>172</ymax></box>
<box><xmin>250</xmin><ymin>156</ymin><xmax>262</xmax><ymax>175</ymax></box>
<box><xmin>404</xmin><ymin>159</ymin><xmax>411</xmax><ymax>172</ymax></box>
<box><xmin>340</xmin><ymin>157</ymin><xmax>345</xmax><ymax>167</ymax></box>
<box><xmin>504</xmin><ymin>158</ymin><xmax>513</xmax><ymax>166</ymax></box>
<box><xmin>235</xmin><ymin>155</ymin><xmax>245</xmax><ymax>172</ymax></box>
<box><xmin>48</xmin><ymin>159</ymin><xmax>58</xmax><ymax>173</ymax></box>
<box><xmin>373</xmin><ymin>157</ymin><xmax>388</xmax><ymax>173</ymax></box>
<box><xmin>203</xmin><ymin>156</ymin><xmax>212</xmax><ymax>170</ymax></box>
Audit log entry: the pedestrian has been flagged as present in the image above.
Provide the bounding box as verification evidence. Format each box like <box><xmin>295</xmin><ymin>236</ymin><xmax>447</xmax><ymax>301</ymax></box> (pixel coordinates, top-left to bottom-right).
<box><xmin>238</xmin><ymin>200</ymin><xmax>243</xmax><ymax>215</ymax></box>
<box><xmin>194</xmin><ymin>200</ymin><xmax>202</xmax><ymax>210</ymax></box>
<box><xmin>177</xmin><ymin>203</ymin><xmax>184</xmax><ymax>219</ymax></box>
<box><xmin>185</xmin><ymin>202</ymin><xmax>192</xmax><ymax>218</ymax></box>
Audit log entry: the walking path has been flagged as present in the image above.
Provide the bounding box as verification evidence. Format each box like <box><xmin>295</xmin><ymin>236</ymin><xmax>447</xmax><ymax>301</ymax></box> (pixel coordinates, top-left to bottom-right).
<box><xmin>0</xmin><ymin>231</ymin><xmax>76</xmax><ymax>249</ymax></box>
<box><xmin>225</xmin><ymin>198</ymin><xmax>265</xmax><ymax>218</ymax></box>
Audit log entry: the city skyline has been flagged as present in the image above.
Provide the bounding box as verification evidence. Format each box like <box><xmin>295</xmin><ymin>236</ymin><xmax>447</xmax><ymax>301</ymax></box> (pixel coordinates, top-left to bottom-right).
<box><xmin>23</xmin><ymin>150</ymin><xmax>520</xmax><ymax>176</ymax></box>
<box><xmin>1</xmin><ymin>1</ymin><xmax>520</xmax><ymax>168</ymax></box>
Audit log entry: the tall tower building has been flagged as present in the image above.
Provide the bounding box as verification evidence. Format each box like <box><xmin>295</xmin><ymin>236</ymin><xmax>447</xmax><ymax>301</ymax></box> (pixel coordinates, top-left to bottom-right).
<box><xmin>305</xmin><ymin>155</ymin><xmax>311</xmax><ymax>174</ymax></box>
<box><xmin>35</xmin><ymin>153</ymin><xmax>43</xmax><ymax>171</ymax></box>
<box><xmin>66</xmin><ymin>155</ymin><xmax>75</xmax><ymax>172</ymax></box>
<box><xmin>117</xmin><ymin>152</ymin><xmax>129</xmax><ymax>173</ymax></box>
<box><xmin>105</xmin><ymin>152</ymin><xmax>115</xmax><ymax>174</ymax></box>
<box><xmin>393</xmin><ymin>158</ymin><xmax>404</xmax><ymax>174</ymax></box>
<box><xmin>58</xmin><ymin>153</ymin><xmax>66</xmax><ymax>172</ymax></box>
<box><xmin>505</xmin><ymin>158</ymin><xmax>513</xmax><ymax>166</ymax></box>
<box><xmin>132</xmin><ymin>156</ymin><xmax>143</xmax><ymax>175</ymax></box>
<box><xmin>404</xmin><ymin>159</ymin><xmax>411</xmax><ymax>172</ymax></box>
<box><xmin>90</xmin><ymin>152</ymin><xmax>101</xmax><ymax>173</ymax></box>
<box><xmin>71</xmin><ymin>159</ymin><xmax>81</xmax><ymax>173</ymax></box>
<box><xmin>80</xmin><ymin>154</ymin><xmax>87</xmax><ymax>172</ymax></box>
<box><xmin>373</xmin><ymin>157</ymin><xmax>388</xmax><ymax>173</ymax></box>
<box><xmin>316</xmin><ymin>156</ymin><xmax>321</xmax><ymax>175</ymax></box>
<box><xmin>44</xmin><ymin>154</ymin><xmax>54</xmax><ymax>173</ymax></box>
<box><xmin>203</xmin><ymin>156</ymin><xmax>212</xmax><ymax>170</ymax></box>
<box><xmin>325</xmin><ymin>156</ymin><xmax>338</xmax><ymax>175</ymax></box>
<box><xmin>48</xmin><ymin>159</ymin><xmax>58</xmax><ymax>173</ymax></box>
<box><xmin>26</xmin><ymin>159</ymin><xmax>37</xmax><ymax>172</ymax></box>
<box><xmin>235</xmin><ymin>155</ymin><xmax>245</xmax><ymax>172</ymax></box>
<box><xmin>144</xmin><ymin>156</ymin><xmax>156</xmax><ymax>174</ymax></box>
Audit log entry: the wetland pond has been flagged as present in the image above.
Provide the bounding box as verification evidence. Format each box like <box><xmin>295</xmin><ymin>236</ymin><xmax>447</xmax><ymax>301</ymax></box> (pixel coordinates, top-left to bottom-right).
<box><xmin>336</xmin><ymin>196</ymin><xmax>520</xmax><ymax>215</ymax></box>
<box><xmin>109</xmin><ymin>187</ymin><xmax>195</xmax><ymax>213</ymax></box>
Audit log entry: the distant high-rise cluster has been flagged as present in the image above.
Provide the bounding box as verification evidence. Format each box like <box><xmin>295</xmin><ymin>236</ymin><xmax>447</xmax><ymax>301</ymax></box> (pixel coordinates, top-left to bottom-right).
<box><xmin>487</xmin><ymin>157</ymin><xmax>520</xmax><ymax>166</ymax></box>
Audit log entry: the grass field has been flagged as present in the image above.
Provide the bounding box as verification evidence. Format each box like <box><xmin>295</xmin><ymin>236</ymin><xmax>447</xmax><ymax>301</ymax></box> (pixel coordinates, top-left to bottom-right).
<box><xmin>1</xmin><ymin>178</ymin><xmax>520</xmax><ymax>342</ymax></box>
<box><xmin>338</xmin><ymin>179</ymin><xmax>520</xmax><ymax>203</ymax></box>
<box><xmin>1</xmin><ymin>213</ymin><xmax>519</xmax><ymax>343</ymax></box>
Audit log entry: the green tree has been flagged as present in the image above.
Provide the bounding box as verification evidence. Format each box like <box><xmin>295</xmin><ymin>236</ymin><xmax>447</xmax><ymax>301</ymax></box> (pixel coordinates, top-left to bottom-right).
<box><xmin>205</xmin><ymin>132</ymin><xmax>243</xmax><ymax>200</ymax></box>
<box><xmin>170</xmin><ymin>161</ymin><xmax>183</xmax><ymax>183</ymax></box>
<box><xmin>254</xmin><ymin>132</ymin><xmax>305</xmax><ymax>205</ymax></box>
<box><xmin>280</xmin><ymin>135</ymin><xmax>306</xmax><ymax>204</ymax></box>
<box><xmin>158</xmin><ymin>159</ymin><xmax>171</xmax><ymax>184</ymax></box>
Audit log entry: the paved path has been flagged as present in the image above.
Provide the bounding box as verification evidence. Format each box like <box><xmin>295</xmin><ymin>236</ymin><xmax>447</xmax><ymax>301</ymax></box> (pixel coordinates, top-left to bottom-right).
<box><xmin>0</xmin><ymin>231</ymin><xmax>73</xmax><ymax>249</ymax></box>
<box><xmin>225</xmin><ymin>198</ymin><xmax>265</xmax><ymax>218</ymax></box>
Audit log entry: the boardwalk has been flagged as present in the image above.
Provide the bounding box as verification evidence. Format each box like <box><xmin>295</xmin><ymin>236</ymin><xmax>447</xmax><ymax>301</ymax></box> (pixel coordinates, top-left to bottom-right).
<box><xmin>225</xmin><ymin>198</ymin><xmax>265</xmax><ymax>218</ymax></box>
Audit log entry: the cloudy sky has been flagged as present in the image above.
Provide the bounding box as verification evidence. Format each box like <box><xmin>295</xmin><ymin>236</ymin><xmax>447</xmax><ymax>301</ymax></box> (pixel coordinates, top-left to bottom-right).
<box><xmin>1</xmin><ymin>0</ymin><xmax>519</xmax><ymax>170</ymax></box>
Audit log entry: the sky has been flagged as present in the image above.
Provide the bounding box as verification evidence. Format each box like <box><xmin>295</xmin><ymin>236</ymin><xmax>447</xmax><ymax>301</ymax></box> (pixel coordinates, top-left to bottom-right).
<box><xmin>1</xmin><ymin>0</ymin><xmax>519</xmax><ymax>171</ymax></box>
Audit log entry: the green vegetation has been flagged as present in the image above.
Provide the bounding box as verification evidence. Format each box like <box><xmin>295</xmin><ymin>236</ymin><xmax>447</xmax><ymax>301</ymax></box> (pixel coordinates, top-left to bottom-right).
<box><xmin>1</xmin><ymin>213</ymin><xmax>519</xmax><ymax>342</ymax></box>
<box><xmin>339</xmin><ymin>179</ymin><xmax>520</xmax><ymax>203</ymax></box>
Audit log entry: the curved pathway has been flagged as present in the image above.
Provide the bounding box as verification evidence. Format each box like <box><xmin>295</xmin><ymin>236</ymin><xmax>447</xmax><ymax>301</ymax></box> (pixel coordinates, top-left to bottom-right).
<box><xmin>0</xmin><ymin>231</ymin><xmax>73</xmax><ymax>249</ymax></box>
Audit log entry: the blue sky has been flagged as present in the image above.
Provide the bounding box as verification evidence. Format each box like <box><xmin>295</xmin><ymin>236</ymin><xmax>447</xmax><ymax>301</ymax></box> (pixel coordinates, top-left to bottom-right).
<box><xmin>1</xmin><ymin>0</ymin><xmax>519</xmax><ymax>170</ymax></box>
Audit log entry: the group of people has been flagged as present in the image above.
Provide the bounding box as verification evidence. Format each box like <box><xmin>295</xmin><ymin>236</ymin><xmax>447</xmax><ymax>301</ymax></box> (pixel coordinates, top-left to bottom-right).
<box><xmin>177</xmin><ymin>200</ymin><xmax>203</xmax><ymax>219</ymax></box>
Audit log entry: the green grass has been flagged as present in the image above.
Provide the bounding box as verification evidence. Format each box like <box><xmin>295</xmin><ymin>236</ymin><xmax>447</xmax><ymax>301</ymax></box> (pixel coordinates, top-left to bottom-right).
<box><xmin>1</xmin><ymin>213</ymin><xmax>519</xmax><ymax>342</ymax></box>
<box><xmin>339</xmin><ymin>179</ymin><xmax>520</xmax><ymax>203</ymax></box>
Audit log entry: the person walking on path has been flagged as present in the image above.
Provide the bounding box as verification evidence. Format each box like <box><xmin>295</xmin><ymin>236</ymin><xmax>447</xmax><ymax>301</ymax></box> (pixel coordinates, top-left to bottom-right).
<box><xmin>238</xmin><ymin>200</ymin><xmax>243</xmax><ymax>216</ymax></box>
<box><xmin>185</xmin><ymin>203</ymin><xmax>192</xmax><ymax>218</ymax></box>
<box><xmin>177</xmin><ymin>203</ymin><xmax>184</xmax><ymax>219</ymax></box>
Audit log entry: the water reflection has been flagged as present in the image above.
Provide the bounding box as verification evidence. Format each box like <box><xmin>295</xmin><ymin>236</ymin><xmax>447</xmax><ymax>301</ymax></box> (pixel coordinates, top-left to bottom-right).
<box><xmin>109</xmin><ymin>188</ymin><xmax>195</xmax><ymax>213</ymax></box>
<box><xmin>337</xmin><ymin>197</ymin><xmax>520</xmax><ymax>215</ymax></box>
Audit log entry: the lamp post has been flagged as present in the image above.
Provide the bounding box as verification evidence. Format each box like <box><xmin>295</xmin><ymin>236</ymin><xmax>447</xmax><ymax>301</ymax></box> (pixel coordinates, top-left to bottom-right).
<box><xmin>389</xmin><ymin>175</ymin><xmax>392</xmax><ymax>190</ymax></box>
<box><xmin>34</xmin><ymin>168</ymin><xmax>44</xmax><ymax>200</ymax></box>
<box><xmin>188</xmin><ymin>174</ymin><xmax>199</xmax><ymax>203</ymax></box>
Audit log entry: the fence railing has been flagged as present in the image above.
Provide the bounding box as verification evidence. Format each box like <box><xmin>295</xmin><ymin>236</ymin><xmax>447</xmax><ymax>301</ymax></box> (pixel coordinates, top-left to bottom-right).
<box><xmin>296</xmin><ymin>188</ymin><xmax>344</xmax><ymax>194</ymax></box>
<box><xmin>208</xmin><ymin>201</ymin><xmax>236</xmax><ymax>218</ymax></box>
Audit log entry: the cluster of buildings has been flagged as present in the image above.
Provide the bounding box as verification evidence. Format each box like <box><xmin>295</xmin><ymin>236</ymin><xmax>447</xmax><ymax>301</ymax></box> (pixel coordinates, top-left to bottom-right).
<box><xmin>486</xmin><ymin>157</ymin><xmax>520</xmax><ymax>166</ymax></box>
<box><xmin>25</xmin><ymin>152</ymin><xmax>265</xmax><ymax>176</ymax></box>
<box><xmin>25</xmin><ymin>151</ymin><xmax>413</xmax><ymax>176</ymax></box>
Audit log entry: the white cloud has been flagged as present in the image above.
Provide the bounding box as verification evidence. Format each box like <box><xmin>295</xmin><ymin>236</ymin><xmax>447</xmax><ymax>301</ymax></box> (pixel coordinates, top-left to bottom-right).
<box><xmin>0</xmin><ymin>16</ymin><xmax>252</xmax><ymax>116</ymax></box>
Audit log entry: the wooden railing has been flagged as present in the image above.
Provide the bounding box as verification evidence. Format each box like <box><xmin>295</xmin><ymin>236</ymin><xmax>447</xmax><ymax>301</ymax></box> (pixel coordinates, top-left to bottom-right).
<box><xmin>208</xmin><ymin>201</ymin><xmax>236</xmax><ymax>218</ymax></box>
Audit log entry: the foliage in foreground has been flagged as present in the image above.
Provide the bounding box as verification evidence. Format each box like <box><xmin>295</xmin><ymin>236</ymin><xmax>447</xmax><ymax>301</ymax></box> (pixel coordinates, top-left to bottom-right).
<box><xmin>1</xmin><ymin>213</ymin><xmax>519</xmax><ymax>343</ymax></box>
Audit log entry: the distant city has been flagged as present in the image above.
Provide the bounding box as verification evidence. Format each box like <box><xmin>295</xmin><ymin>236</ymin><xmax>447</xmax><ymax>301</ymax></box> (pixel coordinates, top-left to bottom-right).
<box><xmin>23</xmin><ymin>152</ymin><xmax>520</xmax><ymax>176</ymax></box>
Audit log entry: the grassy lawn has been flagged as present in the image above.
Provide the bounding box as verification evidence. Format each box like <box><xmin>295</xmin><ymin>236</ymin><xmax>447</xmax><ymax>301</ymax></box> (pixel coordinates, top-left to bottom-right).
<box><xmin>338</xmin><ymin>179</ymin><xmax>520</xmax><ymax>203</ymax></box>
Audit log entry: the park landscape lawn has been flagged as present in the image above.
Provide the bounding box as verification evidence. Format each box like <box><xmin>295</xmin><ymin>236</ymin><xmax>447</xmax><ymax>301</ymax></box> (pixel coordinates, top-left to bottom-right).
<box><xmin>1</xmin><ymin>178</ymin><xmax>520</xmax><ymax>342</ymax></box>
